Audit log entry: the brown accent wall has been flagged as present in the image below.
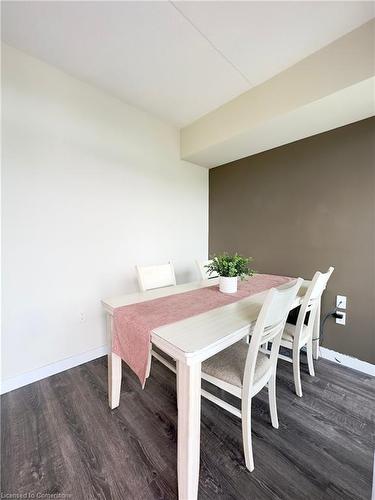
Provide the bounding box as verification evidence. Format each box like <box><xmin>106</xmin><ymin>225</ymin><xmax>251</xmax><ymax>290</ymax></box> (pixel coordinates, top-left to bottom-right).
<box><xmin>209</xmin><ymin>117</ymin><xmax>375</xmax><ymax>364</ymax></box>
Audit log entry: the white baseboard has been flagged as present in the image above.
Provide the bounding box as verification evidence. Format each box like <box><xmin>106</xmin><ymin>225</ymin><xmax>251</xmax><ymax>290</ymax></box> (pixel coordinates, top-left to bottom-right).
<box><xmin>319</xmin><ymin>347</ymin><xmax>375</xmax><ymax>376</ymax></box>
<box><xmin>1</xmin><ymin>345</ymin><xmax>109</xmax><ymax>395</ymax></box>
<box><xmin>1</xmin><ymin>344</ymin><xmax>373</xmax><ymax>395</ymax></box>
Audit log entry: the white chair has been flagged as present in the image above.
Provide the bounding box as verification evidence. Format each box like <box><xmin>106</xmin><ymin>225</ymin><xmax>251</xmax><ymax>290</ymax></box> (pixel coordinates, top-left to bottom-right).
<box><xmin>136</xmin><ymin>262</ymin><xmax>177</xmax><ymax>377</ymax></box>
<box><xmin>201</xmin><ymin>278</ymin><xmax>303</xmax><ymax>472</ymax></box>
<box><xmin>196</xmin><ymin>259</ymin><xmax>218</xmax><ymax>280</ymax></box>
<box><xmin>279</xmin><ymin>267</ymin><xmax>334</xmax><ymax>397</ymax></box>
<box><xmin>136</xmin><ymin>261</ymin><xmax>176</xmax><ymax>292</ymax></box>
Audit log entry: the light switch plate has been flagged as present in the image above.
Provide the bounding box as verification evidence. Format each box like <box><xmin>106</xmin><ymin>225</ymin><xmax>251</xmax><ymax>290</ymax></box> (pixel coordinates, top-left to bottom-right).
<box><xmin>336</xmin><ymin>295</ymin><xmax>347</xmax><ymax>309</ymax></box>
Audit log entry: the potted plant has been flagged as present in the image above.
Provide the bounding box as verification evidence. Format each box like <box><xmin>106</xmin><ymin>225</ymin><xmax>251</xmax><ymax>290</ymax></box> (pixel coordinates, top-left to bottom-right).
<box><xmin>206</xmin><ymin>253</ymin><xmax>255</xmax><ymax>293</ymax></box>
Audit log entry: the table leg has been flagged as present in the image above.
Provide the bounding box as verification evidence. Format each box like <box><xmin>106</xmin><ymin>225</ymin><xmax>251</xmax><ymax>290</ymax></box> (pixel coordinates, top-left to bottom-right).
<box><xmin>108</xmin><ymin>352</ymin><xmax>122</xmax><ymax>409</ymax></box>
<box><xmin>176</xmin><ymin>360</ymin><xmax>201</xmax><ymax>500</ymax></box>
<box><xmin>107</xmin><ymin>314</ymin><xmax>122</xmax><ymax>409</ymax></box>
<box><xmin>312</xmin><ymin>299</ymin><xmax>321</xmax><ymax>360</ymax></box>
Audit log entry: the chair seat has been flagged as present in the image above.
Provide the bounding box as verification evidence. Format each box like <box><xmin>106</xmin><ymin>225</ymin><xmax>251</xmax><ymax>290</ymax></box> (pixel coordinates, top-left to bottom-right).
<box><xmin>202</xmin><ymin>341</ymin><xmax>271</xmax><ymax>388</ymax></box>
<box><xmin>282</xmin><ymin>322</ymin><xmax>310</xmax><ymax>344</ymax></box>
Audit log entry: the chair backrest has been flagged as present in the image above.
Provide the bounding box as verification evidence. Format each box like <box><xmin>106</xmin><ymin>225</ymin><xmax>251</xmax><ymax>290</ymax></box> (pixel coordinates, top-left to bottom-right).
<box><xmin>243</xmin><ymin>278</ymin><xmax>304</xmax><ymax>394</ymax></box>
<box><xmin>294</xmin><ymin>267</ymin><xmax>334</xmax><ymax>345</ymax></box>
<box><xmin>136</xmin><ymin>262</ymin><xmax>176</xmax><ymax>292</ymax></box>
<box><xmin>196</xmin><ymin>259</ymin><xmax>218</xmax><ymax>280</ymax></box>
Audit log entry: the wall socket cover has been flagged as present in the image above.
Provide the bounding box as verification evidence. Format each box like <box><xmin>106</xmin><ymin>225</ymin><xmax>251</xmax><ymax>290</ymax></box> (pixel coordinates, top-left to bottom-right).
<box><xmin>336</xmin><ymin>295</ymin><xmax>347</xmax><ymax>309</ymax></box>
<box><xmin>336</xmin><ymin>311</ymin><xmax>346</xmax><ymax>325</ymax></box>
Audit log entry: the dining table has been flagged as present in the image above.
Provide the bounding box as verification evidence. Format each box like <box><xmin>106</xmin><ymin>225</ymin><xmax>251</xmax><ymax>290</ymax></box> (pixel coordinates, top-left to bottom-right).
<box><xmin>102</xmin><ymin>276</ymin><xmax>319</xmax><ymax>500</ymax></box>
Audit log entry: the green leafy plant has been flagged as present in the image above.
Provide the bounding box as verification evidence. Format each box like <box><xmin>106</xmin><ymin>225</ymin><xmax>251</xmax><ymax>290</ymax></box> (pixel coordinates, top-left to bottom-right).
<box><xmin>206</xmin><ymin>253</ymin><xmax>255</xmax><ymax>279</ymax></box>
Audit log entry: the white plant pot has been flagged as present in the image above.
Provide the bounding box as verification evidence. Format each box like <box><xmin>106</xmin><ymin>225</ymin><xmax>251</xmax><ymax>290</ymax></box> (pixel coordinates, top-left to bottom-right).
<box><xmin>219</xmin><ymin>276</ymin><xmax>238</xmax><ymax>294</ymax></box>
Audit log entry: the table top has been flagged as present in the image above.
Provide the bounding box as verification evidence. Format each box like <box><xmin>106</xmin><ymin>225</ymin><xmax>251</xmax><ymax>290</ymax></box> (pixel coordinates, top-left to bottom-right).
<box><xmin>102</xmin><ymin>278</ymin><xmax>218</xmax><ymax>313</ymax></box>
<box><xmin>102</xmin><ymin>277</ymin><xmax>310</xmax><ymax>364</ymax></box>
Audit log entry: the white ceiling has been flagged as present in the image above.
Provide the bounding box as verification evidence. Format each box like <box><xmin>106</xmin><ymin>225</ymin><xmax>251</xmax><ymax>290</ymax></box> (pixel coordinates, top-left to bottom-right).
<box><xmin>2</xmin><ymin>1</ymin><xmax>374</xmax><ymax>127</ymax></box>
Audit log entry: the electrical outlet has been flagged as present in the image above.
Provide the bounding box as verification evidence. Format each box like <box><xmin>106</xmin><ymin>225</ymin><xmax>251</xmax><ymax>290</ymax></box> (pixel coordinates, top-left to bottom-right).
<box><xmin>336</xmin><ymin>295</ymin><xmax>347</xmax><ymax>309</ymax></box>
<box><xmin>80</xmin><ymin>312</ymin><xmax>86</xmax><ymax>322</ymax></box>
<box><xmin>336</xmin><ymin>311</ymin><xmax>346</xmax><ymax>325</ymax></box>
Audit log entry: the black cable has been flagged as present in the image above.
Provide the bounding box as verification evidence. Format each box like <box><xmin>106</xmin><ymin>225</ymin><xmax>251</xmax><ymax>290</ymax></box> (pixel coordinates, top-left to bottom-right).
<box><xmin>314</xmin><ymin>306</ymin><xmax>343</xmax><ymax>345</ymax></box>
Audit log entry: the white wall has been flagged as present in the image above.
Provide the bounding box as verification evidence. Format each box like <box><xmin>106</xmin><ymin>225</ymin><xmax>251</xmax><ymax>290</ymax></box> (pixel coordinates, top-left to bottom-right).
<box><xmin>1</xmin><ymin>44</ymin><xmax>208</xmax><ymax>386</ymax></box>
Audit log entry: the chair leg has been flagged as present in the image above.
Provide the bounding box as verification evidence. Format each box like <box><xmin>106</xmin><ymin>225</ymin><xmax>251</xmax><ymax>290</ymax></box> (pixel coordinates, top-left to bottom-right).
<box><xmin>145</xmin><ymin>348</ymin><xmax>152</xmax><ymax>379</ymax></box>
<box><xmin>268</xmin><ymin>374</ymin><xmax>279</xmax><ymax>429</ymax></box>
<box><xmin>176</xmin><ymin>362</ymin><xmax>179</xmax><ymax>410</ymax></box>
<box><xmin>306</xmin><ymin>338</ymin><xmax>315</xmax><ymax>377</ymax></box>
<box><xmin>293</xmin><ymin>345</ymin><xmax>303</xmax><ymax>397</ymax></box>
<box><xmin>241</xmin><ymin>397</ymin><xmax>254</xmax><ymax>472</ymax></box>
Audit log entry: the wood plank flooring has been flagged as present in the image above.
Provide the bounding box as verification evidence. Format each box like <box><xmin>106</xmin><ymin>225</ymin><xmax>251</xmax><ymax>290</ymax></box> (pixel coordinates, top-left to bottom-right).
<box><xmin>1</xmin><ymin>354</ymin><xmax>374</xmax><ymax>499</ymax></box>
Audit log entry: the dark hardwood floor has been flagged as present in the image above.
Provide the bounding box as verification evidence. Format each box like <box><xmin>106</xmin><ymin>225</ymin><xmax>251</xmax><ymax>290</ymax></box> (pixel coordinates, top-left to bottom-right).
<box><xmin>1</xmin><ymin>354</ymin><xmax>374</xmax><ymax>499</ymax></box>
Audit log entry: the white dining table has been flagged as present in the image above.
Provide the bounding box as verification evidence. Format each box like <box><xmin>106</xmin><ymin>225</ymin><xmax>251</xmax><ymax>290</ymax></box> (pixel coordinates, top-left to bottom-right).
<box><xmin>102</xmin><ymin>277</ymin><xmax>319</xmax><ymax>500</ymax></box>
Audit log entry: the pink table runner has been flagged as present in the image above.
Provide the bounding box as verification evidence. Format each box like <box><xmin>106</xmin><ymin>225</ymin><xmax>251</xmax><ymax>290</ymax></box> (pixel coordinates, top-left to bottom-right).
<box><xmin>113</xmin><ymin>273</ymin><xmax>293</xmax><ymax>386</ymax></box>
